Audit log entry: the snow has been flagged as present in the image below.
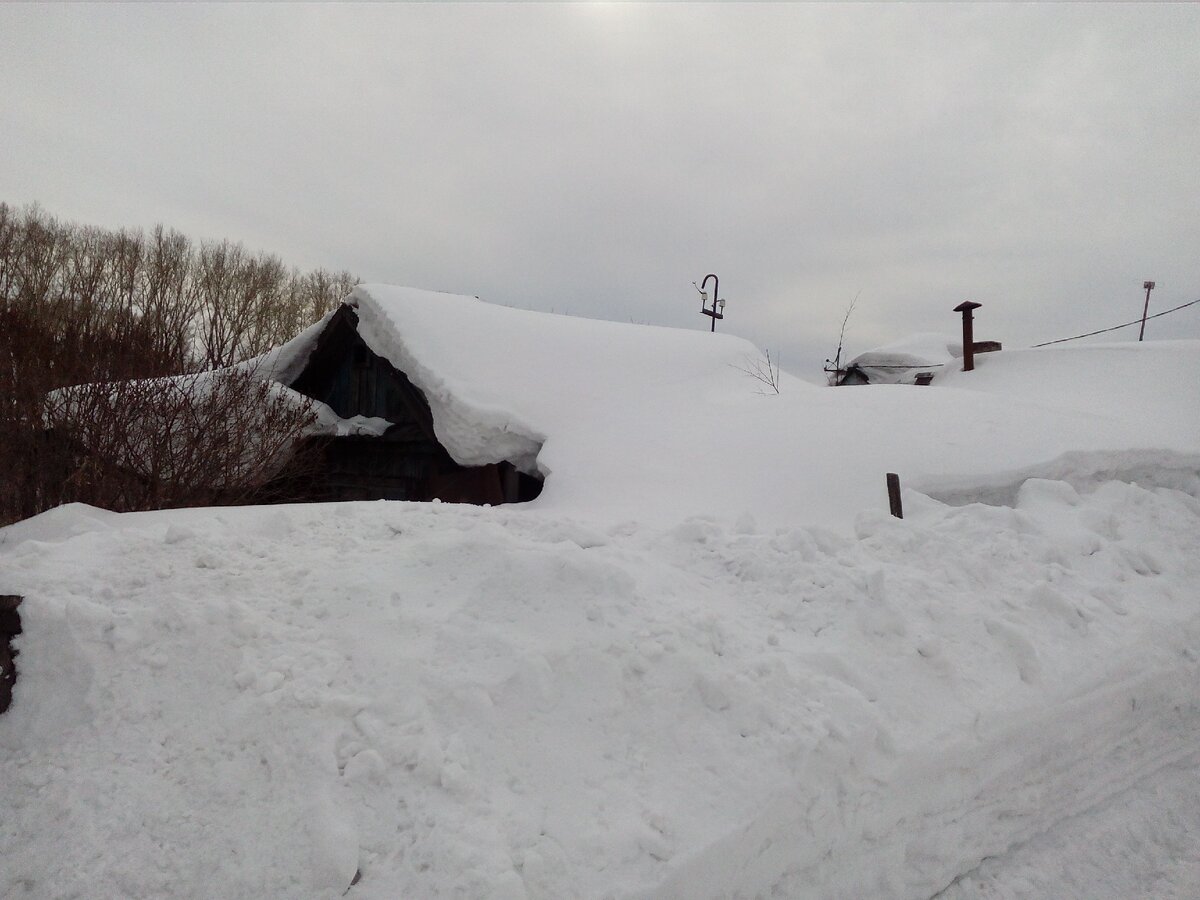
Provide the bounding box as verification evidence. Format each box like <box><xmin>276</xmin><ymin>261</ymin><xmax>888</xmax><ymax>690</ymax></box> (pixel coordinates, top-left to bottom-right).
<box><xmin>2</xmin><ymin>289</ymin><xmax>1199</xmax><ymax>898</ymax></box>
<box><xmin>308</xmin><ymin>403</ymin><xmax>393</xmax><ymax>438</ymax></box>
<box><xmin>936</xmin><ymin>754</ymin><xmax>1200</xmax><ymax>899</ymax></box>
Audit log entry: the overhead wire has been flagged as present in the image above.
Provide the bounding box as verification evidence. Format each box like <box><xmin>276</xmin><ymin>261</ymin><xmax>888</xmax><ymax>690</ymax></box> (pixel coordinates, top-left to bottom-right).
<box><xmin>1032</xmin><ymin>298</ymin><xmax>1200</xmax><ymax>347</ymax></box>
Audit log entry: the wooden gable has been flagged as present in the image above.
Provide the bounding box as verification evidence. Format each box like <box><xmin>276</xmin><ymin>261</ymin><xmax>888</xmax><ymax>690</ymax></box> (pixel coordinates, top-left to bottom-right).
<box><xmin>271</xmin><ymin>307</ymin><xmax>542</xmax><ymax>506</ymax></box>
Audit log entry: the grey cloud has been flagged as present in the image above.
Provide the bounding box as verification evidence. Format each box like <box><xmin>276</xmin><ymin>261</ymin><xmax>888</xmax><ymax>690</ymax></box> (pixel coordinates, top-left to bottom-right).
<box><xmin>2</xmin><ymin>3</ymin><xmax>1198</xmax><ymax>378</ymax></box>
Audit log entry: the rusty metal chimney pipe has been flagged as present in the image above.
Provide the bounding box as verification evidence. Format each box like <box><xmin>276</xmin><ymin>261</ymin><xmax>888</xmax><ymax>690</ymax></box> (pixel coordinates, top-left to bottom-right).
<box><xmin>954</xmin><ymin>301</ymin><xmax>982</xmax><ymax>372</ymax></box>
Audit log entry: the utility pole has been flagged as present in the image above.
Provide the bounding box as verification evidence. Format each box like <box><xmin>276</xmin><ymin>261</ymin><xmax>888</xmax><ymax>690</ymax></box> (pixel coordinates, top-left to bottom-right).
<box><xmin>1139</xmin><ymin>281</ymin><xmax>1155</xmax><ymax>341</ymax></box>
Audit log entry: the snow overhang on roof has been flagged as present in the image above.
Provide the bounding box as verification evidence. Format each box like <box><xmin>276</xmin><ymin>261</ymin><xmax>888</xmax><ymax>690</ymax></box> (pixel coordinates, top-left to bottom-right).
<box><xmin>843</xmin><ymin>332</ymin><xmax>963</xmax><ymax>385</ymax></box>
<box><xmin>273</xmin><ymin>285</ymin><xmax>769</xmax><ymax>477</ymax></box>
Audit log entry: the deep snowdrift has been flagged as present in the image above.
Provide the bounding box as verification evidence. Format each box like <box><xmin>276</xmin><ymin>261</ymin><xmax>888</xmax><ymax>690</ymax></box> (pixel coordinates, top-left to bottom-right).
<box><xmin>2</xmin><ymin>482</ymin><xmax>1198</xmax><ymax>898</ymax></box>
<box><xmin>2</xmin><ymin>298</ymin><xmax>1199</xmax><ymax>899</ymax></box>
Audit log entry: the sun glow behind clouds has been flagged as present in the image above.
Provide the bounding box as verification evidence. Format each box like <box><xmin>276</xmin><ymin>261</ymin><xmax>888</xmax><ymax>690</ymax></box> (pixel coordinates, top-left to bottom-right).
<box><xmin>573</xmin><ymin>1</ymin><xmax>649</xmax><ymax>36</ymax></box>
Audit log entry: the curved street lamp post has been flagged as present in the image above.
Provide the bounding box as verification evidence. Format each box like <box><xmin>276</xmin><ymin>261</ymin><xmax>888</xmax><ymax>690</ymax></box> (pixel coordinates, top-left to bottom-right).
<box><xmin>697</xmin><ymin>273</ymin><xmax>726</xmax><ymax>332</ymax></box>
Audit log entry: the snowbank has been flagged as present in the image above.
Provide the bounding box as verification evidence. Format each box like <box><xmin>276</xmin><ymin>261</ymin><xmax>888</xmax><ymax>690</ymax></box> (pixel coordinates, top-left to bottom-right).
<box><xmin>2</xmin><ymin>477</ymin><xmax>1198</xmax><ymax>898</ymax></box>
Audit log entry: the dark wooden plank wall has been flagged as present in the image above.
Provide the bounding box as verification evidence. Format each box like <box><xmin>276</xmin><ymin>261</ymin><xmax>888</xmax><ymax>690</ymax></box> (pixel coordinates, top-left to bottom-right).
<box><xmin>281</xmin><ymin>307</ymin><xmax>542</xmax><ymax>506</ymax></box>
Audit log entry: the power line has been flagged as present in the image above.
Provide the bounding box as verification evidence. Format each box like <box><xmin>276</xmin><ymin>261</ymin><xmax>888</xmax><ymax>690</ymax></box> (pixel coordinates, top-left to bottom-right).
<box><xmin>847</xmin><ymin>363</ymin><xmax>946</xmax><ymax>370</ymax></box>
<box><xmin>1032</xmin><ymin>298</ymin><xmax>1200</xmax><ymax>347</ymax></box>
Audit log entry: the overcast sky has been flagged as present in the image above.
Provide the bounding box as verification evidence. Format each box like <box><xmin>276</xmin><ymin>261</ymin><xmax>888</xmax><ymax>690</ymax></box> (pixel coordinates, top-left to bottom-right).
<box><xmin>3</xmin><ymin>3</ymin><xmax>1199</xmax><ymax>378</ymax></box>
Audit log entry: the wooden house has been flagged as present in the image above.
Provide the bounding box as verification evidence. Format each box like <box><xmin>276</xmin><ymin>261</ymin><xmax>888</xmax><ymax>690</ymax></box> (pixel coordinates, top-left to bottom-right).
<box><xmin>49</xmin><ymin>282</ymin><xmax>765</xmax><ymax>514</ymax></box>
<box><xmin>265</xmin><ymin>305</ymin><xmax>543</xmax><ymax>506</ymax></box>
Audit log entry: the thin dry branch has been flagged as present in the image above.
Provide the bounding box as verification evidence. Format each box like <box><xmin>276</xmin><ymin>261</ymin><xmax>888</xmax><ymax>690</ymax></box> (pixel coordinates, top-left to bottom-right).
<box><xmin>733</xmin><ymin>349</ymin><xmax>782</xmax><ymax>395</ymax></box>
<box><xmin>825</xmin><ymin>290</ymin><xmax>861</xmax><ymax>385</ymax></box>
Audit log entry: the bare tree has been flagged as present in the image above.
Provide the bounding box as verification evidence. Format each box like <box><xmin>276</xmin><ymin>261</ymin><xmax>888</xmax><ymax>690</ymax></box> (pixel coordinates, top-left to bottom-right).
<box><xmin>139</xmin><ymin>225</ymin><xmax>199</xmax><ymax>369</ymax></box>
<box><xmin>0</xmin><ymin>202</ymin><xmax>358</xmax><ymax>525</ymax></box>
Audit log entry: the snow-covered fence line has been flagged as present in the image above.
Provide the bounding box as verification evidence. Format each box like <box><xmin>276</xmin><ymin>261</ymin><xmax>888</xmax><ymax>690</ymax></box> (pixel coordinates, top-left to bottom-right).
<box><xmin>913</xmin><ymin>447</ymin><xmax>1200</xmax><ymax>512</ymax></box>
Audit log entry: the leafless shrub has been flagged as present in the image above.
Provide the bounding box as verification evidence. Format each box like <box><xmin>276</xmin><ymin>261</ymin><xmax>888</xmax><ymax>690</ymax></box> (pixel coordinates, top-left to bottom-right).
<box><xmin>44</xmin><ymin>361</ymin><xmax>322</xmax><ymax>512</ymax></box>
<box><xmin>734</xmin><ymin>349</ymin><xmax>782</xmax><ymax>395</ymax></box>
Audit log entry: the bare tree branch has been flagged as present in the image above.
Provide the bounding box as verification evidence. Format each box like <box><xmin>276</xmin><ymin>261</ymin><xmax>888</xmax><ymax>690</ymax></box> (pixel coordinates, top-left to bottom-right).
<box><xmin>733</xmin><ymin>349</ymin><xmax>782</xmax><ymax>395</ymax></box>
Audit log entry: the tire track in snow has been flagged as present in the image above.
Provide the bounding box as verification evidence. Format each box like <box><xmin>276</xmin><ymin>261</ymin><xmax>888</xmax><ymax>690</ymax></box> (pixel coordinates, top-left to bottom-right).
<box><xmin>932</xmin><ymin>752</ymin><xmax>1200</xmax><ymax>899</ymax></box>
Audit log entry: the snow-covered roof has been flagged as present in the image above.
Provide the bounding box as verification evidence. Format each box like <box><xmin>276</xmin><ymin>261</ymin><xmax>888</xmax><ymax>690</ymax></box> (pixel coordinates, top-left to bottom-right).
<box><xmin>841</xmin><ymin>332</ymin><xmax>962</xmax><ymax>384</ymax></box>
<box><xmin>267</xmin><ymin>283</ymin><xmax>778</xmax><ymax>478</ymax></box>
<box><xmin>263</xmin><ymin>286</ymin><xmax>1200</xmax><ymax>530</ymax></box>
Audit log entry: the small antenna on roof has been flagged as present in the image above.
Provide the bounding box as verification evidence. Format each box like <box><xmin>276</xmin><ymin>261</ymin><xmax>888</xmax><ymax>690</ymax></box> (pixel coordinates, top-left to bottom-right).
<box><xmin>824</xmin><ymin>291</ymin><xmax>860</xmax><ymax>384</ymax></box>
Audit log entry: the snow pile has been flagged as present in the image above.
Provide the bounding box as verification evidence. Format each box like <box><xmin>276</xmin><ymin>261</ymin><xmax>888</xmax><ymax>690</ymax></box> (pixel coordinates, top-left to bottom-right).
<box><xmin>2</xmin><ymin>474</ymin><xmax>1200</xmax><ymax>898</ymax></box>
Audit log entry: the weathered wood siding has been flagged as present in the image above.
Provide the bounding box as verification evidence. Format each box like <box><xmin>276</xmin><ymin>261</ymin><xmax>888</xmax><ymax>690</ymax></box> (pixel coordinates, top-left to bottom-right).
<box><xmin>279</xmin><ymin>307</ymin><xmax>542</xmax><ymax>506</ymax></box>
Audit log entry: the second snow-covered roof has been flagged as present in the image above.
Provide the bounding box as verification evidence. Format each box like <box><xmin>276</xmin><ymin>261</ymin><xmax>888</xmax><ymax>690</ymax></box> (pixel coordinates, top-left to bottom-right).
<box><xmin>843</xmin><ymin>333</ymin><xmax>962</xmax><ymax>384</ymax></box>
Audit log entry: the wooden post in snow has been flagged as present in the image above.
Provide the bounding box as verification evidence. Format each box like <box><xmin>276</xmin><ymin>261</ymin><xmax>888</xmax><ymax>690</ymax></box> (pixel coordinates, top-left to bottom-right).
<box><xmin>886</xmin><ymin>473</ymin><xmax>903</xmax><ymax>519</ymax></box>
